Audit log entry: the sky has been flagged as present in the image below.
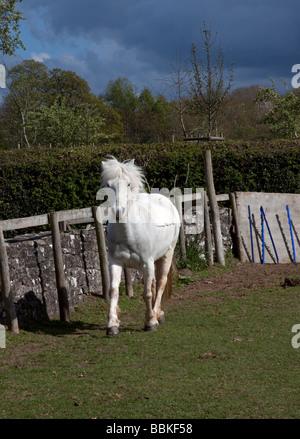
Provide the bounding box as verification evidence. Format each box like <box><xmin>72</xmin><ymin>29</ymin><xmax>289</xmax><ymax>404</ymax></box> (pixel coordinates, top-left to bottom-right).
<box><xmin>2</xmin><ymin>0</ymin><xmax>300</xmax><ymax>97</ymax></box>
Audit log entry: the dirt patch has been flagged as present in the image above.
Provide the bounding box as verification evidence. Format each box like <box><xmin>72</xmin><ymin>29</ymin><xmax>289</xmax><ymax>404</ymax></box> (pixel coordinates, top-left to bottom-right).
<box><xmin>174</xmin><ymin>259</ymin><xmax>300</xmax><ymax>299</ymax></box>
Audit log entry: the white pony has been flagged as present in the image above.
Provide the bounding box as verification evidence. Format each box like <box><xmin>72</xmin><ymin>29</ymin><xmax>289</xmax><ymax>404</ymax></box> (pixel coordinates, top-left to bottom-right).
<box><xmin>101</xmin><ymin>157</ymin><xmax>180</xmax><ymax>335</ymax></box>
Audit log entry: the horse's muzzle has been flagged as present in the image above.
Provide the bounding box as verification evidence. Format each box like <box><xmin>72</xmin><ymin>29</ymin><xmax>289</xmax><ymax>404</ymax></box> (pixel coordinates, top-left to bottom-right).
<box><xmin>112</xmin><ymin>206</ymin><xmax>126</xmax><ymax>222</ymax></box>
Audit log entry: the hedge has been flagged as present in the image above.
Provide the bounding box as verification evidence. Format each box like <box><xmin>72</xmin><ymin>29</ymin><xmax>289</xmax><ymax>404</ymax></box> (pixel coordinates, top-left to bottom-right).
<box><xmin>0</xmin><ymin>141</ymin><xmax>299</xmax><ymax>225</ymax></box>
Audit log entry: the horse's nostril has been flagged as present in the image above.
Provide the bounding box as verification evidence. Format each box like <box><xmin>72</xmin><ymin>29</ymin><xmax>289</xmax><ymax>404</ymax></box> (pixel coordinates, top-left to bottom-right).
<box><xmin>113</xmin><ymin>206</ymin><xmax>125</xmax><ymax>222</ymax></box>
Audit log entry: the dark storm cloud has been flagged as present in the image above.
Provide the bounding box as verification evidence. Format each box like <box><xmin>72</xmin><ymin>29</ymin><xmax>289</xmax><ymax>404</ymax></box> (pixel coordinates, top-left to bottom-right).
<box><xmin>19</xmin><ymin>0</ymin><xmax>300</xmax><ymax>93</ymax></box>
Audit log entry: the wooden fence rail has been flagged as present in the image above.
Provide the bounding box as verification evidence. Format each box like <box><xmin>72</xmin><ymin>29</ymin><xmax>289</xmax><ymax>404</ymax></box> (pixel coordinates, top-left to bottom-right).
<box><xmin>0</xmin><ymin>192</ymin><xmax>229</xmax><ymax>333</ymax></box>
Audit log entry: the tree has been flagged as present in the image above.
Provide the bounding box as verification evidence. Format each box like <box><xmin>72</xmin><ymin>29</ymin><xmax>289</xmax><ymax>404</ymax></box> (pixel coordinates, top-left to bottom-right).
<box><xmin>6</xmin><ymin>60</ymin><xmax>49</xmax><ymax>147</ymax></box>
<box><xmin>0</xmin><ymin>0</ymin><xmax>25</xmax><ymax>56</ymax></box>
<box><xmin>28</xmin><ymin>98</ymin><xmax>114</xmax><ymax>147</ymax></box>
<box><xmin>219</xmin><ymin>85</ymin><xmax>267</xmax><ymax>140</ymax></box>
<box><xmin>135</xmin><ymin>87</ymin><xmax>156</xmax><ymax>142</ymax></box>
<box><xmin>86</xmin><ymin>95</ymin><xmax>124</xmax><ymax>141</ymax></box>
<box><xmin>139</xmin><ymin>87</ymin><xmax>156</xmax><ymax>108</ymax></box>
<box><xmin>255</xmin><ymin>80</ymin><xmax>300</xmax><ymax>138</ymax></box>
<box><xmin>152</xmin><ymin>94</ymin><xmax>172</xmax><ymax>141</ymax></box>
<box><xmin>102</xmin><ymin>77</ymin><xmax>138</xmax><ymax>138</ymax></box>
<box><xmin>189</xmin><ymin>23</ymin><xmax>233</xmax><ymax>136</ymax></box>
<box><xmin>164</xmin><ymin>51</ymin><xmax>189</xmax><ymax>138</ymax></box>
<box><xmin>46</xmin><ymin>68</ymin><xmax>92</xmax><ymax>107</ymax></box>
<box><xmin>188</xmin><ymin>24</ymin><xmax>233</xmax><ymax>266</ymax></box>
<box><xmin>1</xmin><ymin>61</ymin><xmax>124</xmax><ymax>148</ymax></box>
<box><xmin>134</xmin><ymin>88</ymin><xmax>171</xmax><ymax>143</ymax></box>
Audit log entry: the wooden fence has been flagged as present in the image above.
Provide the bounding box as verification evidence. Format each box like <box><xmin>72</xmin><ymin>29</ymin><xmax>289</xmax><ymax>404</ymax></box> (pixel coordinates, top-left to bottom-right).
<box><xmin>0</xmin><ymin>191</ymin><xmax>229</xmax><ymax>333</ymax></box>
<box><xmin>0</xmin><ymin>206</ymin><xmax>110</xmax><ymax>333</ymax></box>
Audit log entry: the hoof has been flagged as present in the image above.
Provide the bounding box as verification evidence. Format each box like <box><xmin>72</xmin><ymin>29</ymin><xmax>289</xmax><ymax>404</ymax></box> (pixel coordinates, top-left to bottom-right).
<box><xmin>106</xmin><ymin>326</ymin><xmax>119</xmax><ymax>336</ymax></box>
<box><xmin>144</xmin><ymin>323</ymin><xmax>159</xmax><ymax>332</ymax></box>
<box><xmin>158</xmin><ymin>315</ymin><xmax>165</xmax><ymax>325</ymax></box>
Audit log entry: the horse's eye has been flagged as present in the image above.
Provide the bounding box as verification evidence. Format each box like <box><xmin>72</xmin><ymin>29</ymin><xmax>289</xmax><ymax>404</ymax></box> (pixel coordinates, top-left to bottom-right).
<box><xmin>127</xmin><ymin>182</ymin><xmax>130</xmax><ymax>187</ymax></box>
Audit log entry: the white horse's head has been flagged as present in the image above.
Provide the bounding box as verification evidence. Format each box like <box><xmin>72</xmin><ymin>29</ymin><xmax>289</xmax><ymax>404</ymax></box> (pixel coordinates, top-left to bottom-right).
<box><xmin>101</xmin><ymin>157</ymin><xmax>145</xmax><ymax>222</ymax></box>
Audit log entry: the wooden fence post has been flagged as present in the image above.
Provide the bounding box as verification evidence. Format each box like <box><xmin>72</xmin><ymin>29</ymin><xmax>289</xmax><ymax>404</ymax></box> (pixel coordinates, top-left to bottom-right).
<box><xmin>204</xmin><ymin>192</ymin><xmax>214</xmax><ymax>266</ymax></box>
<box><xmin>92</xmin><ymin>206</ymin><xmax>110</xmax><ymax>300</ymax></box>
<box><xmin>49</xmin><ymin>212</ymin><xmax>70</xmax><ymax>322</ymax></box>
<box><xmin>203</xmin><ymin>149</ymin><xmax>225</xmax><ymax>266</ymax></box>
<box><xmin>0</xmin><ymin>223</ymin><xmax>19</xmax><ymax>333</ymax></box>
<box><xmin>229</xmin><ymin>192</ymin><xmax>246</xmax><ymax>263</ymax></box>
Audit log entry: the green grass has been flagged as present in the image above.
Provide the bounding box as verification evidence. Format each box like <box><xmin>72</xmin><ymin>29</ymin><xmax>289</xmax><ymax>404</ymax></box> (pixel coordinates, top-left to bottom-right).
<box><xmin>1</xmin><ymin>265</ymin><xmax>300</xmax><ymax>419</ymax></box>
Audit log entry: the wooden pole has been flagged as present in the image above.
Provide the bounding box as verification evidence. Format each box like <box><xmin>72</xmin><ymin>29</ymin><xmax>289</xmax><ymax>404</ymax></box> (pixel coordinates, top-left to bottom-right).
<box><xmin>0</xmin><ymin>224</ymin><xmax>19</xmax><ymax>333</ymax></box>
<box><xmin>49</xmin><ymin>212</ymin><xmax>70</xmax><ymax>322</ymax></box>
<box><xmin>204</xmin><ymin>192</ymin><xmax>214</xmax><ymax>266</ymax></box>
<box><xmin>92</xmin><ymin>206</ymin><xmax>110</xmax><ymax>300</ymax></box>
<box><xmin>203</xmin><ymin>149</ymin><xmax>225</xmax><ymax>266</ymax></box>
<box><xmin>229</xmin><ymin>192</ymin><xmax>246</xmax><ymax>263</ymax></box>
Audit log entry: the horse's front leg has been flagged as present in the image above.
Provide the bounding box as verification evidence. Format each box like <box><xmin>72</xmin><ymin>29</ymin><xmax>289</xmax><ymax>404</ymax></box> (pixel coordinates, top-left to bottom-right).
<box><xmin>143</xmin><ymin>259</ymin><xmax>158</xmax><ymax>332</ymax></box>
<box><xmin>106</xmin><ymin>264</ymin><xmax>122</xmax><ymax>335</ymax></box>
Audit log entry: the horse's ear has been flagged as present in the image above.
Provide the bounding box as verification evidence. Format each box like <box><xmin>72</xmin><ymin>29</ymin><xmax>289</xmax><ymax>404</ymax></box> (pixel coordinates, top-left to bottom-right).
<box><xmin>124</xmin><ymin>158</ymin><xmax>135</xmax><ymax>165</ymax></box>
<box><xmin>123</xmin><ymin>158</ymin><xmax>135</xmax><ymax>170</ymax></box>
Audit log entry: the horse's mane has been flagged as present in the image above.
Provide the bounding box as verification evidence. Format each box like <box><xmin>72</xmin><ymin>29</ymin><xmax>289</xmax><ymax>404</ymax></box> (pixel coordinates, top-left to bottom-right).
<box><xmin>101</xmin><ymin>156</ymin><xmax>145</xmax><ymax>190</ymax></box>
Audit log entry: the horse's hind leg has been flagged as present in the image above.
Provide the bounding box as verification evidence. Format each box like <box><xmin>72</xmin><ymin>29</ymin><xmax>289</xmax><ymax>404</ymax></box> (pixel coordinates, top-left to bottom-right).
<box><xmin>153</xmin><ymin>247</ymin><xmax>174</xmax><ymax>325</ymax></box>
<box><xmin>106</xmin><ymin>264</ymin><xmax>122</xmax><ymax>335</ymax></box>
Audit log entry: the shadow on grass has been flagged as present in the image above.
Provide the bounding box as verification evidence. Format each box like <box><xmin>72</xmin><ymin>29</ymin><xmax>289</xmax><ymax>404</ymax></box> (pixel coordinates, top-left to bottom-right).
<box><xmin>21</xmin><ymin>319</ymin><xmax>148</xmax><ymax>337</ymax></box>
<box><xmin>21</xmin><ymin>318</ymin><xmax>105</xmax><ymax>336</ymax></box>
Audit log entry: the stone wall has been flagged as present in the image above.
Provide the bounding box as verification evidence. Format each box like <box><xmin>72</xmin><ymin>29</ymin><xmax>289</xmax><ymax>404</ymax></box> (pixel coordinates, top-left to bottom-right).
<box><xmin>0</xmin><ymin>229</ymin><xmax>103</xmax><ymax>327</ymax></box>
<box><xmin>220</xmin><ymin>207</ymin><xmax>234</xmax><ymax>254</ymax></box>
<box><xmin>185</xmin><ymin>206</ymin><xmax>233</xmax><ymax>255</ymax></box>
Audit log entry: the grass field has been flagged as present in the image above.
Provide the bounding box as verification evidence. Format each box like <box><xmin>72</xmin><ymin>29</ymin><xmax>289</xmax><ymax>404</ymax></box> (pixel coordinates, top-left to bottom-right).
<box><xmin>1</xmin><ymin>259</ymin><xmax>300</xmax><ymax>419</ymax></box>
